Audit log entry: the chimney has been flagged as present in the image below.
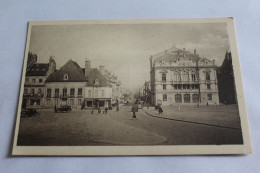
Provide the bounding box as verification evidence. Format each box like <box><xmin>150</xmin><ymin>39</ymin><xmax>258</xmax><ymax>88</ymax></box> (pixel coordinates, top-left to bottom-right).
<box><xmin>194</xmin><ymin>49</ymin><xmax>196</xmax><ymax>55</ymax></box>
<box><xmin>213</xmin><ymin>60</ymin><xmax>215</xmax><ymax>65</ymax></box>
<box><xmin>47</xmin><ymin>56</ymin><xmax>56</xmax><ymax>76</ymax></box>
<box><xmin>99</xmin><ymin>65</ymin><xmax>105</xmax><ymax>74</ymax></box>
<box><xmin>150</xmin><ymin>56</ymin><xmax>153</xmax><ymax>70</ymax></box>
<box><xmin>85</xmin><ymin>58</ymin><xmax>91</xmax><ymax>77</ymax></box>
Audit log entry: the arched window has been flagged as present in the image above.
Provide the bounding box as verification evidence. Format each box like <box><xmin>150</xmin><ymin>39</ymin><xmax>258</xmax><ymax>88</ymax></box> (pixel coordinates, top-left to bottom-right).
<box><xmin>63</xmin><ymin>74</ymin><xmax>68</xmax><ymax>80</ymax></box>
<box><xmin>162</xmin><ymin>73</ymin><xmax>166</xmax><ymax>82</ymax></box>
<box><xmin>163</xmin><ymin>94</ymin><xmax>167</xmax><ymax>101</ymax></box>
<box><xmin>184</xmin><ymin>94</ymin><xmax>191</xmax><ymax>103</ymax></box>
<box><xmin>206</xmin><ymin>71</ymin><xmax>210</xmax><ymax>80</ymax></box>
<box><xmin>192</xmin><ymin>94</ymin><xmax>199</xmax><ymax>103</ymax></box>
<box><xmin>175</xmin><ymin>94</ymin><xmax>182</xmax><ymax>103</ymax></box>
<box><xmin>191</xmin><ymin>73</ymin><xmax>196</xmax><ymax>81</ymax></box>
<box><xmin>173</xmin><ymin>73</ymin><xmax>180</xmax><ymax>81</ymax></box>
<box><xmin>182</xmin><ymin>72</ymin><xmax>189</xmax><ymax>82</ymax></box>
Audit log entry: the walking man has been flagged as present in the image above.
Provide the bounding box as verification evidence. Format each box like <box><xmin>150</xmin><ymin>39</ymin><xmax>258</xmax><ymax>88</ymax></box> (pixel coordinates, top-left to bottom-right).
<box><xmin>158</xmin><ymin>105</ymin><xmax>163</xmax><ymax>115</ymax></box>
<box><xmin>132</xmin><ymin>102</ymin><xmax>138</xmax><ymax>120</ymax></box>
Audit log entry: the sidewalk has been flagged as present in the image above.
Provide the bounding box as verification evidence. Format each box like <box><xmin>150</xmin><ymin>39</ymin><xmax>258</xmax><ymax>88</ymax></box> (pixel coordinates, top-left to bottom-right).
<box><xmin>144</xmin><ymin>105</ymin><xmax>242</xmax><ymax>129</ymax></box>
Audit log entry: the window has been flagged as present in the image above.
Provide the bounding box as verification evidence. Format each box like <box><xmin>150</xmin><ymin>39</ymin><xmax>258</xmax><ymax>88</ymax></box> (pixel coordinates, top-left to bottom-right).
<box><xmin>208</xmin><ymin>94</ymin><xmax>212</xmax><ymax>101</ymax></box>
<box><xmin>88</xmin><ymin>90</ymin><xmax>92</xmax><ymax>97</ymax></box>
<box><xmin>175</xmin><ymin>94</ymin><xmax>182</xmax><ymax>103</ymax></box>
<box><xmin>163</xmin><ymin>94</ymin><xmax>167</xmax><ymax>101</ymax></box>
<box><xmin>184</xmin><ymin>94</ymin><xmax>191</xmax><ymax>103</ymax></box>
<box><xmin>101</xmin><ymin>90</ymin><xmax>105</xmax><ymax>97</ymax></box>
<box><xmin>70</xmin><ymin>88</ymin><xmax>75</xmax><ymax>97</ymax></box>
<box><xmin>63</xmin><ymin>74</ymin><xmax>68</xmax><ymax>80</ymax></box>
<box><xmin>63</xmin><ymin>88</ymin><xmax>67</xmax><ymax>97</ymax></box>
<box><xmin>191</xmin><ymin>74</ymin><xmax>196</xmax><ymax>81</ymax></box>
<box><xmin>55</xmin><ymin>89</ymin><xmax>59</xmax><ymax>98</ymax></box>
<box><xmin>38</xmin><ymin>88</ymin><xmax>42</xmax><ymax>94</ymax></box>
<box><xmin>207</xmin><ymin>84</ymin><xmax>211</xmax><ymax>90</ymax></box>
<box><xmin>183</xmin><ymin>84</ymin><xmax>190</xmax><ymax>89</ymax></box>
<box><xmin>39</xmin><ymin>79</ymin><xmax>43</xmax><ymax>83</ymax></box>
<box><xmin>177</xmin><ymin>84</ymin><xmax>182</xmax><ymax>89</ymax></box>
<box><xmin>55</xmin><ymin>99</ymin><xmax>59</xmax><ymax>106</ymax></box>
<box><xmin>206</xmin><ymin>71</ymin><xmax>211</xmax><ymax>80</ymax></box>
<box><xmin>174</xmin><ymin>73</ymin><xmax>180</xmax><ymax>81</ymax></box>
<box><xmin>46</xmin><ymin>99</ymin><xmax>50</xmax><ymax>106</ymax></box>
<box><xmin>47</xmin><ymin>89</ymin><xmax>51</xmax><ymax>98</ymax></box>
<box><xmin>32</xmin><ymin>78</ymin><xmax>36</xmax><ymax>83</ymax></box>
<box><xmin>78</xmin><ymin>99</ymin><xmax>82</xmax><ymax>105</ymax></box>
<box><xmin>162</xmin><ymin>73</ymin><xmax>166</xmax><ymax>82</ymax></box>
<box><xmin>78</xmin><ymin>88</ymin><xmax>82</xmax><ymax>96</ymax></box>
<box><xmin>70</xmin><ymin>99</ymin><xmax>74</xmax><ymax>105</ymax></box>
<box><xmin>24</xmin><ymin>89</ymin><xmax>28</xmax><ymax>94</ymax></box>
<box><xmin>163</xmin><ymin>85</ymin><xmax>166</xmax><ymax>90</ymax></box>
<box><xmin>25</xmin><ymin>78</ymin><xmax>29</xmax><ymax>83</ymax></box>
<box><xmin>191</xmin><ymin>84</ymin><xmax>199</xmax><ymax>89</ymax></box>
<box><xmin>182</xmin><ymin>72</ymin><xmax>189</xmax><ymax>82</ymax></box>
<box><xmin>94</xmin><ymin>79</ymin><xmax>100</xmax><ymax>85</ymax></box>
<box><xmin>95</xmin><ymin>90</ymin><xmax>98</xmax><ymax>97</ymax></box>
<box><xmin>31</xmin><ymin>89</ymin><xmax>35</xmax><ymax>95</ymax></box>
<box><xmin>174</xmin><ymin>84</ymin><xmax>178</xmax><ymax>89</ymax></box>
<box><xmin>192</xmin><ymin>94</ymin><xmax>199</xmax><ymax>103</ymax></box>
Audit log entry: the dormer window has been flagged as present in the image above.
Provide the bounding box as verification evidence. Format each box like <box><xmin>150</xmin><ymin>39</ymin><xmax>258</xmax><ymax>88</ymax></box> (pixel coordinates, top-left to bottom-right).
<box><xmin>94</xmin><ymin>79</ymin><xmax>100</xmax><ymax>85</ymax></box>
<box><xmin>162</xmin><ymin>61</ymin><xmax>165</xmax><ymax>64</ymax></box>
<box><xmin>64</xmin><ymin>74</ymin><xmax>68</xmax><ymax>80</ymax></box>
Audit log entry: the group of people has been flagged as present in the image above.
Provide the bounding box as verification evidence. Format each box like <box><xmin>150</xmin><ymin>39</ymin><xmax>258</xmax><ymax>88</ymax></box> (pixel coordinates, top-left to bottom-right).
<box><xmin>131</xmin><ymin>100</ymin><xmax>164</xmax><ymax>120</ymax></box>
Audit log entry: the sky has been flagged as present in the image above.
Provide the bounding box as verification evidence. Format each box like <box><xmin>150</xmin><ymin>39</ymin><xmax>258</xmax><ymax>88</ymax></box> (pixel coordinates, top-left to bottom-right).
<box><xmin>29</xmin><ymin>23</ymin><xmax>230</xmax><ymax>90</ymax></box>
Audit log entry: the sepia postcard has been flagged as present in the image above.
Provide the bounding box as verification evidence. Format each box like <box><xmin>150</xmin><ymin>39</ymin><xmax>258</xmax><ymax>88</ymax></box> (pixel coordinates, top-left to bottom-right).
<box><xmin>12</xmin><ymin>18</ymin><xmax>252</xmax><ymax>156</ymax></box>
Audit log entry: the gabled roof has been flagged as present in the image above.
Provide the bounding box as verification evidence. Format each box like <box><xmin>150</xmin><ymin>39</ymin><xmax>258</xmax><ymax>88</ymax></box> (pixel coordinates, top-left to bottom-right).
<box><xmin>85</xmin><ymin>68</ymin><xmax>111</xmax><ymax>87</ymax></box>
<box><xmin>46</xmin><ymin>60</ymin><xmax>87</xmax><ymax>82</ymax></box>
<box><xmin>26</xmin><ymin>63</ymin><xmax>49</xmax><ymax>76</ymax></box>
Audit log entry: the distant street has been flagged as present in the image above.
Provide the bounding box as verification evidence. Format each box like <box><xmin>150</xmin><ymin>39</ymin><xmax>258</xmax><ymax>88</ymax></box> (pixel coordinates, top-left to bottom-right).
<box><xmin>17</xmin><ymin>103</ymin><xmax>243</xmax><ymax>146</ymax></box>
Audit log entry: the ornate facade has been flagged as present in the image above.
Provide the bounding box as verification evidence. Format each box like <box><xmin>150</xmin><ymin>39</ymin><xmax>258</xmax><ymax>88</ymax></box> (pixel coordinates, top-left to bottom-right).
<box><xmin>150</xmin><ymin>46</ymin><xmax>219</xmax><ymax>106</ymax></box>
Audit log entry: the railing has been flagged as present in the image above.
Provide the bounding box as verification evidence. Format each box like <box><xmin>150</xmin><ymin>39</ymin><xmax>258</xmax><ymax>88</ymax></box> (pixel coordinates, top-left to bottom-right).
<box><xmin>23</xmin><ymin>93</ymin><xmax>43</xmax><ymax>97</ymax></box>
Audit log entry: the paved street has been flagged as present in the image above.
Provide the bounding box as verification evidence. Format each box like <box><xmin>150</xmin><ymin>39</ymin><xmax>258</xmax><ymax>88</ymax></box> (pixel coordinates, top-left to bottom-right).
<box><xmin>17</xmin><ymin>104</ymin><xmax>243</xmax><ymax>146</ymax></box>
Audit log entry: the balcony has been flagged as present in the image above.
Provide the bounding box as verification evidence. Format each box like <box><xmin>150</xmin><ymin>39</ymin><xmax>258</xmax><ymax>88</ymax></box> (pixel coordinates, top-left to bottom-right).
<box><xmin>24</xmin><ymin>93</ymin><xmax>44</xmax><ymax>97</ymax></box>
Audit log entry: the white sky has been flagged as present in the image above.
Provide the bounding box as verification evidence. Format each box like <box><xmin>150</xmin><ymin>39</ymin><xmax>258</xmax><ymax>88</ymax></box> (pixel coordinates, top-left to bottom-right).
<box><xmin>29</xmin><ymin>23</ymin><xmax>230</xmax><ymax>90</ymax></box>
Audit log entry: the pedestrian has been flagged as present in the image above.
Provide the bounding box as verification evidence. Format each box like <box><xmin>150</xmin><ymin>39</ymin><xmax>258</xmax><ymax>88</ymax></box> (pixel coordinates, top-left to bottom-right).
<box><xmin>158</xmin><ymin>105</ymin><xmax>163</xmax><ymax>115</ymax></box>
<box><xmin>105</xmin><ymin>106</ymin><xmax>108</xmax><ymax>114</ymax></box>
<box><xmin>54</xmin><ymin>105</ymin><xmax>57</xmax><ymax>113</ymax></box>
<box><xmin>131</xmin><ymin>103</ymin><xmax>138</xmax><ymax>119</ymax></box>
<box><xmin>98</xmin><ymin>107</ymin><xmax>101</xmax><ymax>113</ymax></box>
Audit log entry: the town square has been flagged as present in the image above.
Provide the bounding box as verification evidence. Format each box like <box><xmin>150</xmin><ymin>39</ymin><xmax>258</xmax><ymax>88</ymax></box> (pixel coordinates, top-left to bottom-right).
<box><xmin>16</xmin><ymin>21</ymin><xmax>243</xmax><ymax>146</ymax></box>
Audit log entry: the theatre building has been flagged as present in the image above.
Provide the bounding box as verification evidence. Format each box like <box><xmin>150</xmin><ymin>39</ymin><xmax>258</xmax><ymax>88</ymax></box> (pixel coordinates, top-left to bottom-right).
<box><xmin>150</xmin><ymin>45</ymin><xmax>219</xmax><ymax>106</ymax></box>
<box><xmin>44</xmin><ymin>60</ymin><xmax>86</xmax><ymax>109</ymax></box>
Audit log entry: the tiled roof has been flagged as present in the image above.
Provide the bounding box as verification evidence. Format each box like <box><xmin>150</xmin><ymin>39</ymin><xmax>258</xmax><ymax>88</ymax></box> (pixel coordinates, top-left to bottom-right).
<box><xmin>153</xmin><ymin>47</ymin><xmax>202</xmax><ymax>63</ymax></box>
<box><xmin>85</xmin><ymin>68</ymin><xmax>111</xmax><ymax>87</ymax></box>
<box><xmin>46</xmin><ymin>60</ymin><xmax>87</xmax><ymax>82</ymax></box>
<box><xmin>26</xmin><ymin>63</ymin><xmax>49</xmax><ymax>76</ymax></box>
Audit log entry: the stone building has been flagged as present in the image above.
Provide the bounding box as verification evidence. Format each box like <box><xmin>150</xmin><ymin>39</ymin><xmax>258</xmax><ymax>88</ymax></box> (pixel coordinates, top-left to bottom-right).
<box><xmin>44</xmin><ymin>60</ymin><xmax>86</xmax><ymax>109</ymax></box>
<box><xmin>150</xmin><ymin>45</ymin><xmax>219</xmax><ymax>106</ymax></box>
<box><xmin>99</xmin><ymin>65</ymin><xmax>123</xmax><ymax>103</ymax></box>
<box><xmin>83</xmin><ymin>59</ymin><xmax>113</xmax><ymax>109</ymax></box>
<box><xmin>22</xmin><ymin>54</ymin><xmax>56</xmax><ymax>108</ymax></box>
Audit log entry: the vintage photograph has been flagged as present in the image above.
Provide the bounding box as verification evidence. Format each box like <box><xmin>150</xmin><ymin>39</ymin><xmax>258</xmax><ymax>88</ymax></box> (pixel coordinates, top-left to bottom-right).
<box><xmin>12</xmin><ymin>18</ymin><xmax>251</xmax><ymax>155</ymax></box>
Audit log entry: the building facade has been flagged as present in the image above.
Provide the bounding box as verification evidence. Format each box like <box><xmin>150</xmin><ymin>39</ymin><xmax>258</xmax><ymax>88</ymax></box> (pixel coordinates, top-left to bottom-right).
<box><xmin>22</xmin><ymin>54</ymin><xmax>56</xmax><ymax>108</ymax></box>
<box><xmin>150</xmin><ymin>46</ymin><xmax>219</xmax><ymax>106</ymax></box>
<box><xmin>44</xmin><ymin>60</ymin><xmax>86</xmax><ymax>109</ymax></box>
<box><xmin>83</xmin><ymin>60</ymin><xmax>113</xmax><ymax>108</ymax></box>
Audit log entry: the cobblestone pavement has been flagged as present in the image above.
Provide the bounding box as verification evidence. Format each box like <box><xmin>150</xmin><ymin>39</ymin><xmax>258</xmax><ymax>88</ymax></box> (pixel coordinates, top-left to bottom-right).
<box><xmin>17</xmin><ymin>104</ymin><xmax>243</xmax><ymax>146</ymax></box>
